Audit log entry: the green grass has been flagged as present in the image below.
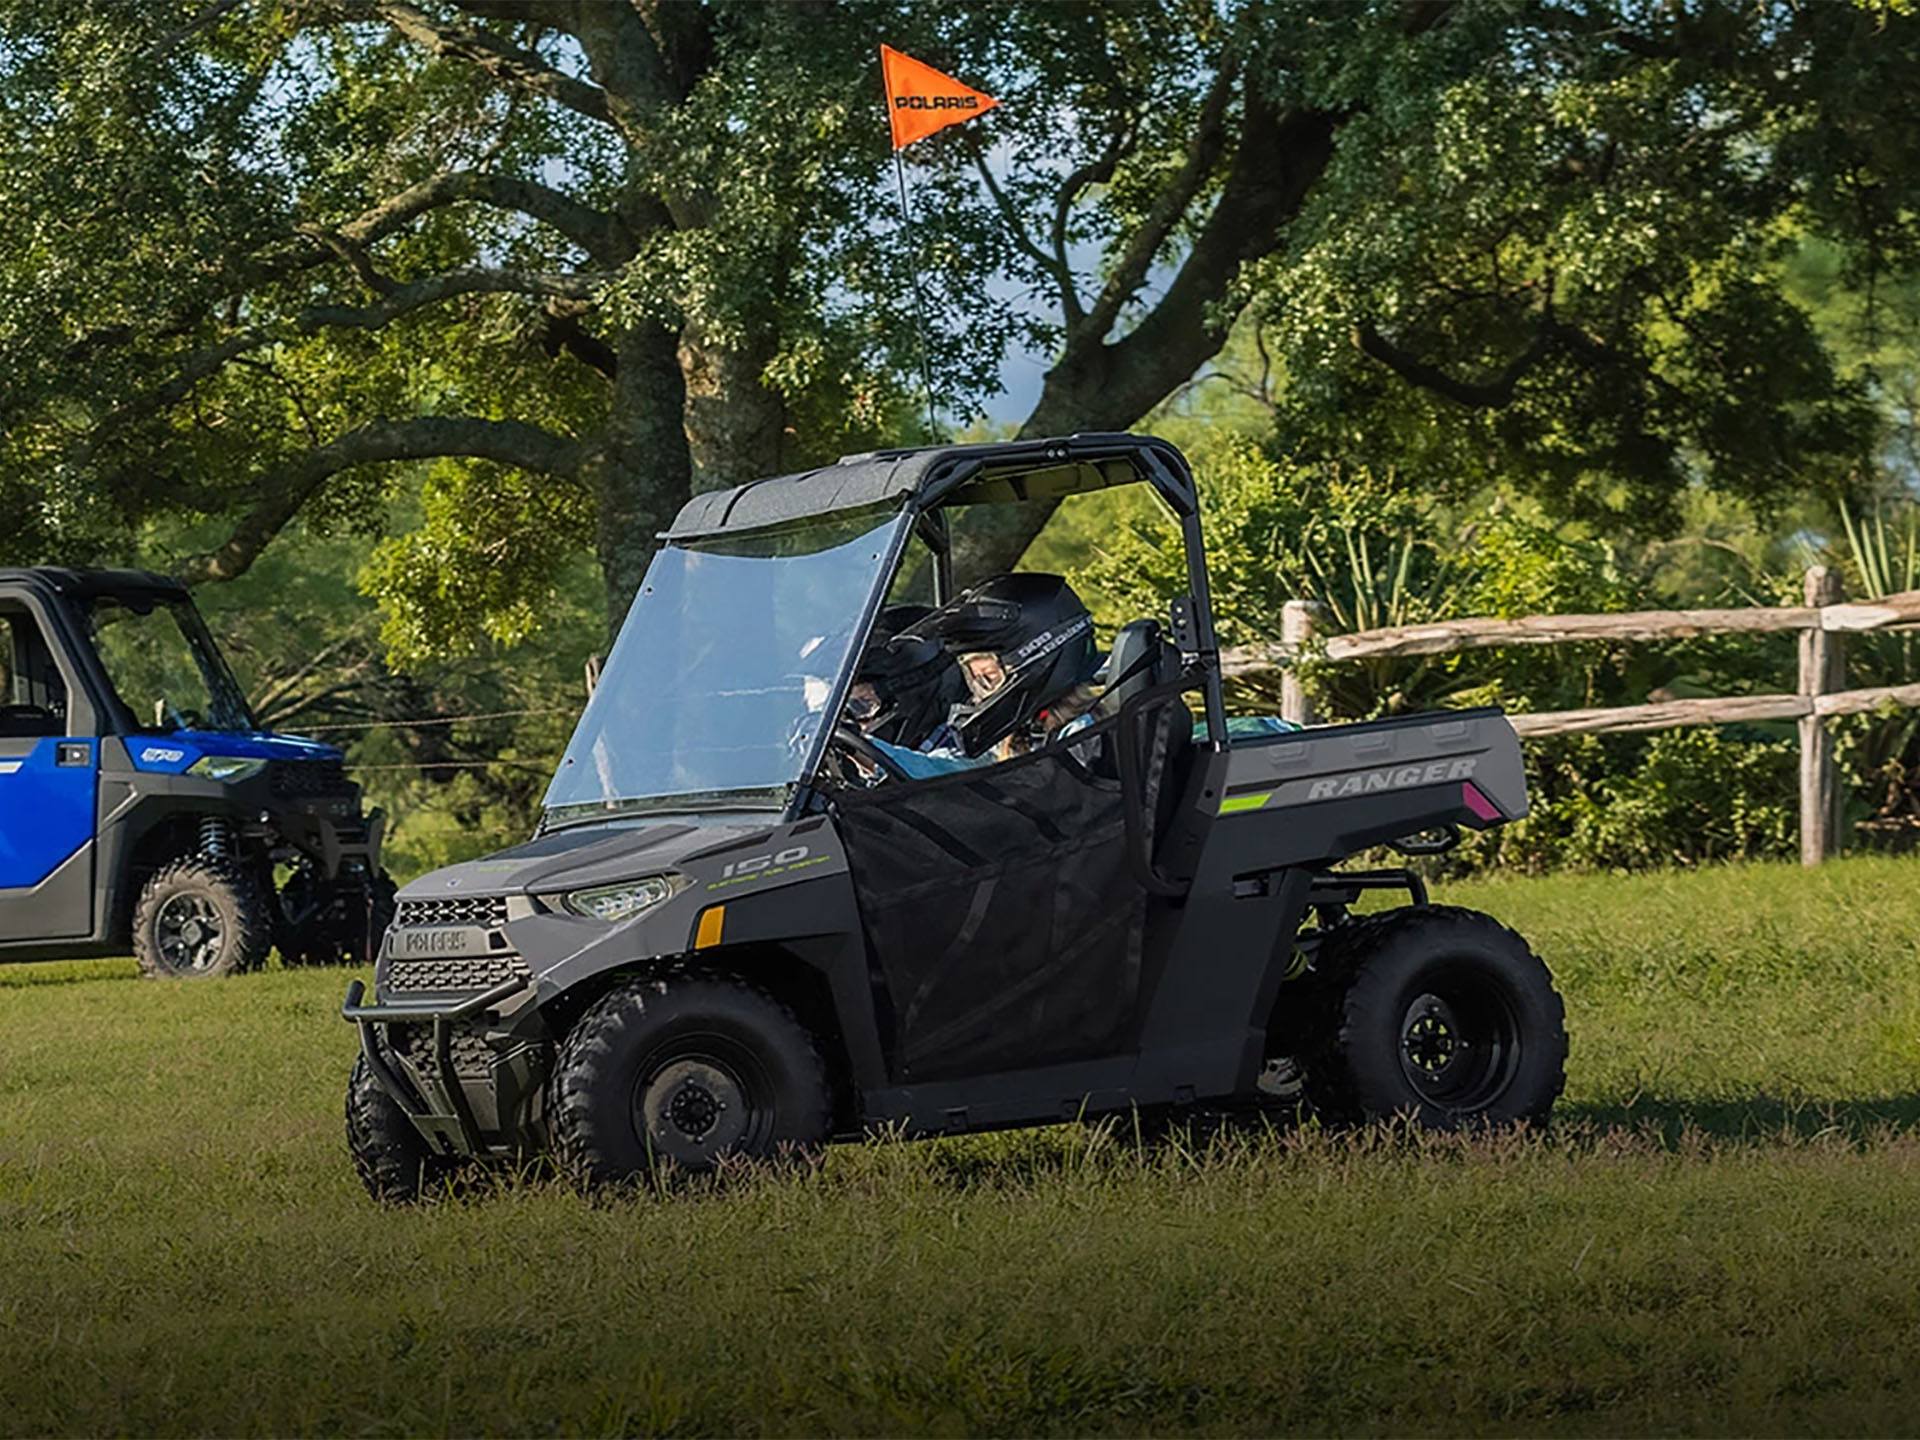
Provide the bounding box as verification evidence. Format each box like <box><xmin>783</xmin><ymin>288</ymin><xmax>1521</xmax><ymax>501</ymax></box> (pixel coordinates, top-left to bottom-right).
<box><xmin>4</xmin><ymin>858</ymin><xmax>1920</xmax><ymax>1436</ymax></box>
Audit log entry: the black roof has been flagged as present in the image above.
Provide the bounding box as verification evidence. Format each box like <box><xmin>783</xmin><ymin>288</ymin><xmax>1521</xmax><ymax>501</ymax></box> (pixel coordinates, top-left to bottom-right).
<box><xmin>0</xmin><ymin>566</ymin><xmax>188</xmax><ymax>600</ymax></box>
<box><xmin>662</xmin><ymin>432</ymin><xmax>1196</xmax><ymax>541</ymax></box>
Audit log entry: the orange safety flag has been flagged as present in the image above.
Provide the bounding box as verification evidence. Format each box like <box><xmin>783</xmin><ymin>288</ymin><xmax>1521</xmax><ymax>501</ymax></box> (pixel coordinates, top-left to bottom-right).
<box><xmin>881</xmin><ymin>43</ymin><xmax>998</xmax><ymax>151</ymax></box>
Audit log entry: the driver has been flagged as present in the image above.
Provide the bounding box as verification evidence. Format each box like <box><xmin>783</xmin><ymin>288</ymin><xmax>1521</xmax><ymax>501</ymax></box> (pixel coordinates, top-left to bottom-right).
<box><xmin>906</xmin><ymin>573</ymin><xmax>1103</xmax><ymax>760</ymax></box>
<box><xmin>847</xmin><ymin>629</ymin><xmax>966</xmax><ymax>751</ymax></box>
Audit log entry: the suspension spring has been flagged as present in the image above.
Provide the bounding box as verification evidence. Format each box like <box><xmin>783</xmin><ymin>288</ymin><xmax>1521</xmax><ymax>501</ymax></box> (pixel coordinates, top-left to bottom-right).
<box><xmin>198</xmin><ymin>816</ymin><xmax>235</xmax><ymax>861</ymax></box>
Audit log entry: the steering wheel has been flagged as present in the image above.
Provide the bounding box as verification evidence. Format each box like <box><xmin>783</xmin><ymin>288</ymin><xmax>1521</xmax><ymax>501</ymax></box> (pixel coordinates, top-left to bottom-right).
<box><xmin>829</xmin><ymin>723</ymin><xmax>914</xmax><ymax>784</ymax></box>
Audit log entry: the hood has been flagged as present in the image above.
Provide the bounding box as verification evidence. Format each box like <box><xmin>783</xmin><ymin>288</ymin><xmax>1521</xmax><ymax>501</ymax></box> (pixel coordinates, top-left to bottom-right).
<box><xmin>127</xmin><ymin>729</ymin><xmax>343</xmax><ymax>774</ymax></box>
<box><xmin>397</xmin><ymin>818</ymin><xmax>780</xmax><ymax>900</ymax></box>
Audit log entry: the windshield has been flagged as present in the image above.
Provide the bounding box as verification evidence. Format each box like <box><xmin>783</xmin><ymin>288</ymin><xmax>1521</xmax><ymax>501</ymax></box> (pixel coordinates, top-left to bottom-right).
<box><xmin>544</xmin><ymin>509</ymin><xmax>907</xmax><ymax>823</ymax></box>
<box><xmin>84</xmin><ymin>595</ymin><xmax>254</xmax><ymax>733</ymax></box>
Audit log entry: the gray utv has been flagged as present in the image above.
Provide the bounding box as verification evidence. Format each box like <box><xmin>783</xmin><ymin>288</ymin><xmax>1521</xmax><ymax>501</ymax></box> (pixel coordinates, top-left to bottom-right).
<box><xmin>342</xmin><ymin>434</ymin><xmax>1566</xmax><ymax>1201</ymax></box>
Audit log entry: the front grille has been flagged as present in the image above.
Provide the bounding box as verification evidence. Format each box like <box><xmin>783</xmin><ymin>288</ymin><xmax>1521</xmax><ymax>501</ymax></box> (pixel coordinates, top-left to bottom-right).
<box><xmin>394</xmin><ymin>895</ymin><xmax>510</xmax><ymax>930</ymax></box>
<box><xmin>272</xmin><ymin>757</ymin><xmax>349</xmax><ymax>797</ymax></box>
<box><xmin>384</xmin><ymin>950</ymin><xmax>529</xmax><ymax>996</ymax></box>
<box><xmin>391</xmin><ymin>1023</ymin><xmax>497</xmax><ymax>1082</ymax></box>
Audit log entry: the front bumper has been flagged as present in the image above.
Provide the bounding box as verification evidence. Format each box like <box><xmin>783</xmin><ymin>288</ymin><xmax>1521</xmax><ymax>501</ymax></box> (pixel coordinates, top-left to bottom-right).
<box><xmin>343</xmin><ymin>976</ymin><xmax>534</xmax><ymax>1158</ymax></box>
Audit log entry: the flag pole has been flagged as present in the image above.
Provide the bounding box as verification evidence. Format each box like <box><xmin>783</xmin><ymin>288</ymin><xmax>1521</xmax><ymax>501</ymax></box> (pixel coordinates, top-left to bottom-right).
<box><xmin>883</xmin><ymin>44</ymin><xmax>997</xmax><ymax>441</ymax></box>
<box><xmin>891</xmin><ymin>149</ymin><xmax>940</xmax><ymax>440</ymax></box>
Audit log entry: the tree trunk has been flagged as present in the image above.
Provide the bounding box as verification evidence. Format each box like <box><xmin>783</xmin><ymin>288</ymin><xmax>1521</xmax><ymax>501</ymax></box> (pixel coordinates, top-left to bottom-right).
<box><xmin>955</xmin><ymin>103</ymin><xmax>1340</xmax><ymax>582</ymax></box>
<box><xmin>943</xmin><ymin>350</ymin><xmax>1144</xmax><ymax>581</ymax></box>
<box><xmin>677</xmin><ymin>320</ymin><xmax>788</xmax><ymax>493</ymax></box>
<box><xmin>592</xmin><ymin>321</ymin><xmax>693</xmax><ymax>636</ymax></box>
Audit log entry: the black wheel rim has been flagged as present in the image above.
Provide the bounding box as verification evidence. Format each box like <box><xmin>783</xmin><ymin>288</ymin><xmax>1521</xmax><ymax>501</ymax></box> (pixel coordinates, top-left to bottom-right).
<box><xmin>631</xmin><ymin>1032</ymin><xmax>775</xmax><ymax>1169</ymax></box>
<box><xmin>1397</xmin><ymin>964</ymin><xmax>1523</xmax><ymax>1115</ymax></box>
<box><xmin>154</xmin><ymin>894</ymin><xmax>226</xmax><ymax>974</ymax></box>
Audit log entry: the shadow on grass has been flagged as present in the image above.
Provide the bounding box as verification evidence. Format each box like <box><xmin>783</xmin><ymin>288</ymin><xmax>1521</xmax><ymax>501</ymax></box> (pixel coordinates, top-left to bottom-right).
<box><xmin>909</xmin><ymin>1096</ymin><xmax>1920</xmax><ymax>1195</ymax></box>
<box><xmin>337</xmin><ymin>1097</ymin><xmax>1920</xmax><ymax>1211</ymax></box>
<box><xmin>1558</xmin><ymin>1093</ymin><xmax>1920</xmax><ymax>1143</ymax></box>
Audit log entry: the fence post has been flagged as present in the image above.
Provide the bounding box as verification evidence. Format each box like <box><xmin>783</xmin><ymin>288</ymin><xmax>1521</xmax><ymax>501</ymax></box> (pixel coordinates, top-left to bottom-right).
<box><xmin>1798</xmin><ymin>565</ymin><xmax>1844</xmax><ymax>866</ymax></box>
<box><xmin>1280</xmin><ymin>599</ymin><xmax>1319</xmax><ymax>728</ymax></box>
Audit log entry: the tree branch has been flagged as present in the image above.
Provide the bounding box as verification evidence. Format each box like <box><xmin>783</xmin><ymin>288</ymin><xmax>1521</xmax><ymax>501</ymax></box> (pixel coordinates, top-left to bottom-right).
<box><xmin>141</xmin><ymin>0</ymin><xmax>247</xmax><ymax>59</ymax></box>
<box><xmin>1049</xmin><ymin>115</ymin><xmax>1133</xmax><ymax>330</ymax></box>
<box><xmin>1021</xmin><ymin>92</ymin><xmax>1339</xmax><ymax>438</ymax></box>
<box><xmin>299</xmin><ymin>265</ymin><xmax>609</xmax><ymax>329</ymax></box>
<box><xmin>58</xmin><ymin>168</ymin><xmax>627</xmax><ymax>369</ymax></box>
<box><xmin>176</xmin><ymin>416</ymin><xmax>587</xmax><ymax>585</ymax></box>
<box><xmin>1354</xmin><ymin>319</ymin><xmax>1559</xmax><ymax>408</ymax></box>
<box><xmin>446</xmin><ymin>0</ymin><xmax>568</xmax><ymax>25</ymax></box>
<box><xmin>316</xmin><ymin>0</ymin><xmax>616</xmax><ymax>126</ymax></box>
<box><xmin>538</xmin><ymin>302</ymin><xmax>620</xmax><ymax>379</ymax></box>
<box><xmin>970</xmin><ymin>143</ymin><xmax>1083</xmax><ymax>325</ymax></box>
<box><xmin>1080</xmin><ymin>60</ymin><xmax>1237</xmax><ymax>344</ymax></box>
<box><xmin>298</xmin><ymin>223</ymin><xmax>398</xmax><ymax>296</ymax></box>
<box><xmin>96</xmin><ymin>268</ymin><xmax>610</xmax><ymax>456</ymax></box>
<box><xmin>337</xmin><ymin>169</ymin><xmax>633</xmax><ymax>263</ymax></box>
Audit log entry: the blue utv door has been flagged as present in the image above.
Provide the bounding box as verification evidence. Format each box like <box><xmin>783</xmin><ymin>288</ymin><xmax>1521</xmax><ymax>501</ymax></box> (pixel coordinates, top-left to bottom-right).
<box><xmin>0</xmin><ymin>736</ymin><xmax>98</xmax><ymax>940</ymax></box>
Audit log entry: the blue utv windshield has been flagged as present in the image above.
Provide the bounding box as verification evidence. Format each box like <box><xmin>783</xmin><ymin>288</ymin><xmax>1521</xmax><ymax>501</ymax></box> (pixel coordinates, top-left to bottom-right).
<box><xmin>544</xmin><ymin>509</ymin><xmax>907</xmax><ymax>822</ymax></box>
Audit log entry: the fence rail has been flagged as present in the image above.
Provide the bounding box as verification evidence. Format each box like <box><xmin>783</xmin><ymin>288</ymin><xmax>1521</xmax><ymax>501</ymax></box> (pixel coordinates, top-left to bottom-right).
<box><xmin>1218</xmin><ymin>568</ymin><xmax>1920</xmax><ymax>866</ymax></box>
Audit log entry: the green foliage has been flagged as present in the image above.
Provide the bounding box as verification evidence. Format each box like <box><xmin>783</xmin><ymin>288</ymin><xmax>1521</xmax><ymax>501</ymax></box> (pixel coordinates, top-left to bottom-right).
<box><xmin>168</xmin><ymin>509</ymin><xmax>593</xmax><ymax>875</ymax></box>
<box><xmin>8</xmin><ymin>1</ymin><xmax>1920</xmax><ymax>879</ymax></box>
<box><xmin>359</xmin><ymin>461</ymin><xmax>597</xmax><ymax>664</ymax></box>
<box><xmin>1253</xmin><ymin>1</ymin><xmax>1914</xmax><ymax>532</ymax></box>
<box><xmin>1464</xmin><ymin>730</ymin><xmax>1799</xmax><ymax>875</ymax></box>
<box><xmin>1077</xmin><ymin>436</ymin><xmax>1637</xmax><ymax>715</ymax></box>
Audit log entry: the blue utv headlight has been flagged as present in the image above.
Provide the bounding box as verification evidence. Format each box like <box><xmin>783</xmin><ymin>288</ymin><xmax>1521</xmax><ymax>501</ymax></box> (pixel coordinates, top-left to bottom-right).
<box><xmin>187</xmin><ymin>755</ymin><xmax>268</xmax><ymax>782</ymax></box>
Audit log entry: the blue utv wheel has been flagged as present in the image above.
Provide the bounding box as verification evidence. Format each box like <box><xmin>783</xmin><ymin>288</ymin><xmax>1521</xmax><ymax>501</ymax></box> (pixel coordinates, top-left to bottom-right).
<box><xmin>132</xmin><ymin>855</ymin><xmax>272</xmax><ymax>980</ymax></box>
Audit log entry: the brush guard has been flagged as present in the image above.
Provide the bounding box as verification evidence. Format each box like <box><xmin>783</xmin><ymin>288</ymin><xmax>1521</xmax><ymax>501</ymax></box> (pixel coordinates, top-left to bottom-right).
<box><xmin>342</xmin><ymin>975</ymin><xmax>529</xmax><ymax>1157</ymax></box>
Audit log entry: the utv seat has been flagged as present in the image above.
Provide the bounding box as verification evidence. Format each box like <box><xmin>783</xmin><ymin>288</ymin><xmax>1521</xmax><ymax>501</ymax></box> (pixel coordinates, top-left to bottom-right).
<box><xmin>1094</xmin><ymin>619</ymin><xmax>1177</xmax><ymax>718</ymax></box>
<box><xmin>1086</xmin><ymin>621</ymin><xmax>1196</xmax><ymax>873</ymax></box>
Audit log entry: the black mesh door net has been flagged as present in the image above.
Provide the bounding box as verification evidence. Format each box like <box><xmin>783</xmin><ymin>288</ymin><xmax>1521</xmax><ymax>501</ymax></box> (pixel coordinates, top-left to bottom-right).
<box><xmin>834</xmin><ymin>704</ymin><xmax>1183</xmax><ymax>1083</ymax></box>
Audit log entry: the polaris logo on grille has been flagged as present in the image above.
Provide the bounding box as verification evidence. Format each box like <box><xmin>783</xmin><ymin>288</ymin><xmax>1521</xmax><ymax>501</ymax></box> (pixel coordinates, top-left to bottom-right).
<box><xmin>1305</xmin><ymin>758</ymin><xmax>1478</xmax><ymax>802</ymax></box>
<box><xmin>388</xmin><ymin>924</ymin><xmax>493</xmax><ymax>959</ymax></box>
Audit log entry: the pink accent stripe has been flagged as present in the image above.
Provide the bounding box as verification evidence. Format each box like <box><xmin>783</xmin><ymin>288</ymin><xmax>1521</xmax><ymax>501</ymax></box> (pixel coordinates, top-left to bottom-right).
<box><xmin>1461</xmin><ymin>781</ymin><xmax>1501</xmax><ymax>822</ymax></box>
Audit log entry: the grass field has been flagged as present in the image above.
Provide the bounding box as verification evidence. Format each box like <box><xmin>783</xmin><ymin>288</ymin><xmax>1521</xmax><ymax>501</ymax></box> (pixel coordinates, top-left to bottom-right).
<box><xmin>4</xmin><ymin>858</ymin><xmax>1920</xmax><ymax>1436</ymax></box>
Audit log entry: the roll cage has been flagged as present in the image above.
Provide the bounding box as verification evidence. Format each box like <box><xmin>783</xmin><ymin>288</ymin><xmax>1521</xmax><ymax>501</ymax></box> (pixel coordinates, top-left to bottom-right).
<box><xmin>666</xmin><ymin>432</ymin><xmax>1231</xmax><ymax>791</ymax></box>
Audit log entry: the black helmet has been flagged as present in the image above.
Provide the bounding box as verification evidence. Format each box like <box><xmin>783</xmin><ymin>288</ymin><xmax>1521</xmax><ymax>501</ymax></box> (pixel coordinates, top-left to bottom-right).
<box><xmin>908</xmin><ymin>573</ymin><xmax>1100</xmax><ymax>756</ymax></box>
<box><xmin>854</xmin><ymin>630</ymin><xmax>966</xmax><ymax>748</ymax></box>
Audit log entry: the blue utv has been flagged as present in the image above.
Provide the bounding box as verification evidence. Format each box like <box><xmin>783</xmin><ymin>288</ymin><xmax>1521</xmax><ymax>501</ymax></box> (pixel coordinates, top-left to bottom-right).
<box><xmin>0</xmin><ymin>567</ymin><xmax>391</xmax><ymax>978</ymax></box>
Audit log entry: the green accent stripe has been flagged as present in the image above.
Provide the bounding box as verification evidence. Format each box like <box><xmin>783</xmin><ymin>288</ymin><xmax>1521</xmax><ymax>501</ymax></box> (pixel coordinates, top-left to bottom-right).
<box><xmin>1218</xmin><ymin>792</ymin><xmax>1272</xmax><ymax>816</ymax></box>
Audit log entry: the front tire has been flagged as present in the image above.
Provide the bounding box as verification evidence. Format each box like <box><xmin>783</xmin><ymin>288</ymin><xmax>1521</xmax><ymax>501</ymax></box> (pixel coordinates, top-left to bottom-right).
<box><xmin>132</xmin><ymin>855</ymin><xmax>272</xmax><ymax>979</ymax></box>
<box><xmin>345</xmin><ymin>1051</ymin><xmax>458</xmax><ymax>1205</ymax></box>
<box><xmin>1303</xmin><ymin>906</ymin><xmax>1567</xmax><ymax>1129</ymax></box>
<box><xmin>548</xmin><ymin>974</ymin><xmax>832</xmax><ymax>1187</ymax></box>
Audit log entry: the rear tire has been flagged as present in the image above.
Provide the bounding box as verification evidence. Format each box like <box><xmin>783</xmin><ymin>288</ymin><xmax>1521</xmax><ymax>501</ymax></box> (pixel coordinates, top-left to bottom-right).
<box><xmin>279</xmin><ymin>869</ymin><xmax>397</xmax><ymax>968</ymax></box>
<box><xmin>132</xmin><ymin>855</ymin><xmax>272</xmax><ymax>979</ymax></box>
<box><xmin>548</xmin><ymin>974</ymin><xmax>832</xmax><ymax>1188</ymax></box>
<box><xmin>345</xmin><ymin>1051</ymin><xmax>458</xmax><ymax>1204</ymax></box>
<box><xmin>1302</xmin><ymin>906</ymin><xmax>1567</xmax><ymax>1130</ymax></box>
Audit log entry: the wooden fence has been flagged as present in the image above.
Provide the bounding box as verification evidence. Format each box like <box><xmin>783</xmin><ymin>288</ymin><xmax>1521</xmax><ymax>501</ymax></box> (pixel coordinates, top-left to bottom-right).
<box><xmin>1218</xmin><ymin>567</ymin><xmax>1920</xmax><ymax>866</ymax></box>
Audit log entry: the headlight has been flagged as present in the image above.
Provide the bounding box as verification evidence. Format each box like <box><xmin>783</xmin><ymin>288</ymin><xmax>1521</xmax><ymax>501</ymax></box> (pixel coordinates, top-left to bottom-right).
<box><xmin>565</xmin><ymin>876</ymin><xmax>674</xmax><ymax>923</ymax></box>
<box><xmin>187</xmin><ymin>755</ymin><xmax>267</xmax><ymax>782</ymax></box>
